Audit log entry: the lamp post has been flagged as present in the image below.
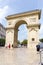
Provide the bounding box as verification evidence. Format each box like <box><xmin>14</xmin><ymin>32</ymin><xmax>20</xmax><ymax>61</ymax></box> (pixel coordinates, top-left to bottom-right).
<box><xmin>36</xmin><ymin>44</ymin><xmax>43</xmax><ymax>65</ymax></box>
<box><xmin>40</xmin><ymin>50</ymin><xmax>43</xmax><ymax>65</ymax></box>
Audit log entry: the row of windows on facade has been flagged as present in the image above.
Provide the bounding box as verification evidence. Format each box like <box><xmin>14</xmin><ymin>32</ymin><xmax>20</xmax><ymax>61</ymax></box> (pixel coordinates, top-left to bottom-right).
<box><xmin>0</xmin><ymin>27</ymin><xmax>5</xmax><ymax>34</ymax></box>
<box><xmin>0</xmin><ymin>23</ymin><xmax>6</xmax><ymax>39</ymax></box>
<box><xmin>0</xmin><ymin>31</ymin><xmax>6</xmax><ymax>36</ymax></box>
<box><xmin>0</xmin><ymin>34</ymin><xmax>5</xmax><ymax>39</ymax></box>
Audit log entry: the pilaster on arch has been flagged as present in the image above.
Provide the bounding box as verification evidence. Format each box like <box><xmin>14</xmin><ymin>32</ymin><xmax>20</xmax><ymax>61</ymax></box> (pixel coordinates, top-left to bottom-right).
<box><xmin>26</xmin><ymin>23</ymin><xmax>41</xmax><ymax>48</ymax></box>
<box><xmin>5</xmin><ymin>27</ymin><xmax>14</xmax><ymax>46</ymax></box>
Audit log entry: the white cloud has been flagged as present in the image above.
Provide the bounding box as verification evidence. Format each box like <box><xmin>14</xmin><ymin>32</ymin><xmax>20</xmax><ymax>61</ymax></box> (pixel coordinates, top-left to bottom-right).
<box><xmin>0</xmin><ymin>5</ymin><xmax>9</xmax><ymax>19</ymax></box>
<box><xmin>39</xmin><ymin>24</ymin><xmax>43</xmax><ymax>36</ymax></box>
<box><xmin>0</xmin><ymin>5</ymin><xmax>9</xmax><ymax>26</ymax></box>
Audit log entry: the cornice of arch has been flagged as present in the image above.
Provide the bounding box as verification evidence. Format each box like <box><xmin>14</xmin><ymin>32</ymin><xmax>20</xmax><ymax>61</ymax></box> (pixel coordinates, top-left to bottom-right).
<box><xmin>5</xmin><ymin>10</ymin><xmax>41</xmax><ymax>20</ymax></box>
<box><xmin>29</xmin><ymin>28</ymin><xmax>37</xmax><ymax>32</ymax></box>
<box><xmin>27</xmin><ymin>23</ymin><xmax>41</xmax><ymax>29</ymax></box>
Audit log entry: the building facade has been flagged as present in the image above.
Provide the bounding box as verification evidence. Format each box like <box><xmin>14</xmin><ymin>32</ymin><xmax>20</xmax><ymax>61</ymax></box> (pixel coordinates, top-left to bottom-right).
<box><xmin>0</xmin><ymin>23</ymin><xmax>6</xmax><ymax>39</ymax></box>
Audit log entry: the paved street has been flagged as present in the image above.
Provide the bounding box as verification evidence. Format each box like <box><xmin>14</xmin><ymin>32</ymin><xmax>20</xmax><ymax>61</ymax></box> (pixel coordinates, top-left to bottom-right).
<box><xmin>0</xmin><ymin>47</ymin><xmax>41</xmax><ymax>65</ymax></box>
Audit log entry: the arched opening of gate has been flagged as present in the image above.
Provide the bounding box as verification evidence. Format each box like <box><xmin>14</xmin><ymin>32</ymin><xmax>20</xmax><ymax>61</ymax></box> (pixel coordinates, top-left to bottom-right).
<box><xmin>18</xmin><ymin>24</ymin><xmax>28</xmax><ymax>47</ymax></box>
<box><xmin>13</xmin><ymin>20</ymin><xmax>28</xmax><ymax>48</ymax></box>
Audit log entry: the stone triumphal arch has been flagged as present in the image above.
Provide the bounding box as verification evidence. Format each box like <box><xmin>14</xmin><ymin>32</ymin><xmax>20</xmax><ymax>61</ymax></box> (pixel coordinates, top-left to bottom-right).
<box><xmin>5</xmin><ymin>10</ymin><xmax>41</xmax><ymax>48</ymax></box>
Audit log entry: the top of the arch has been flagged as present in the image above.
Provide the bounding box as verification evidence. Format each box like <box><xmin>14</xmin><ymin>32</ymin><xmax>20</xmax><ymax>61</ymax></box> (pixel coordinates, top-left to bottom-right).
<box><xmin>5</xmin><ymin>9</ymin><xmax>41</xmax><ymax>20</ymax></box>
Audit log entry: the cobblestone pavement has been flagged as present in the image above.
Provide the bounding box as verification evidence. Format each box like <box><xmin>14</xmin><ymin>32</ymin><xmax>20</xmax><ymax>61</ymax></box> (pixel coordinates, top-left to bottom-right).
<box><xmin>0</xmin><ymin>47</ymin><xmax>41</xmax><ymax>65</ymax></box>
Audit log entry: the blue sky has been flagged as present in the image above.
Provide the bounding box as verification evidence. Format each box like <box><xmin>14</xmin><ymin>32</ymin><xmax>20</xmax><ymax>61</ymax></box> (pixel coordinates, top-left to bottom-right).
<box><xmin>0</xmin><ymin>0</ymin><xmax>43</xmax><ymax>41</ymax></box>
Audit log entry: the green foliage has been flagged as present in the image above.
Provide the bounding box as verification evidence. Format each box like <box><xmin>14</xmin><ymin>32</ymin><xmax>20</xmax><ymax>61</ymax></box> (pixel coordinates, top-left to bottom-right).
<box><xmin>0</xmin><ymin>38</ymin><xmax>5</xmax><ymax>46</ymax></box>
<box><xmin>21</xmin><ymin>39</ymin><xmax>27</xmax><ymax>46</ymax></box>
<box><xmin>17</xmin><ymin>40</ymin><xmax>20</xmax><ymax>44</ymax></box>
<box><xmin>39</xmin><ymin>38</ymin><xmax>43</xmax><ymax>43</ymax></box>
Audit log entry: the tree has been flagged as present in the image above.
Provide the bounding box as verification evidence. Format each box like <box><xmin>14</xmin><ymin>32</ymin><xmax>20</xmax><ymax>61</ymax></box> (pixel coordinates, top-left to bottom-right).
<box><xmin>39</xmin><ymin>38</ymin><xmax>43</xmax><ymax>43</ymax></box>
<box><xmin>21</xmin><ymin>39</ymin><xmax>27</xmax><ymax>46</ymax></box>
<box><xmin>0</xmin><ymin>38</ymin><xmax>5</xmax><ymax>46</ymax></box>
<box><xmin>17</xmin><ymin>40</ymin><xmax>20</xmax><ymax>44</ymax></box>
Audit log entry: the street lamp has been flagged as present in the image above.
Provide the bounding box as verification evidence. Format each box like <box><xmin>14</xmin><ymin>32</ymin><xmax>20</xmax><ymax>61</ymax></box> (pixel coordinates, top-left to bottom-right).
<box><xmin>36</xmin><ymin>44</ymin><xmax>43</xmax><ymax>65</ymax></box>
